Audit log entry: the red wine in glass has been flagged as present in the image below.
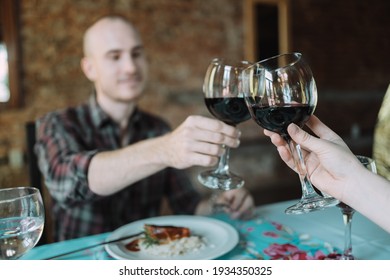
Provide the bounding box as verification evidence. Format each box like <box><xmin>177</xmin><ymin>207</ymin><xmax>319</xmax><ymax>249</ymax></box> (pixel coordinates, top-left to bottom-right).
<box><xmin>198</xmin><ymin>58</ymin><xmax>257</xmax><ymax>190</ymax></box>
<box><xmin>248</xmin><ymin>104</ymin><xmax>314</xmax><ymax>140</ymax></box>
<box><xmin>204</xmin><ymin>97</ymin><xmax>251</xmax><ymax>126</ymax></box>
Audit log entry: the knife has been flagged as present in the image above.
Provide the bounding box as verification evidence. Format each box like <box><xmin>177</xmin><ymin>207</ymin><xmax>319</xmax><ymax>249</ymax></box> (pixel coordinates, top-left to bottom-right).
<box><xmin>45</xmin><ymin>231</ymin><xmax>144</xmax><ymax>260</ymax></box>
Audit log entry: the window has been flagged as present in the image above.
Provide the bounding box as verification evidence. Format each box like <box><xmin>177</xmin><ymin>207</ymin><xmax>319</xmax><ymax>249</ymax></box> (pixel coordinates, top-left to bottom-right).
<box><xmin>0</xmin><ymin>0</ymin><xmax>22</xmax><ymax>108</ymax></box>
<box><xmin>244</xmin><ymin>0</ymin><xmax>291</xmax><ymax>62</ymax></box>
<box><xmin>0</xmin><ymin>43</ymin><xmax>9</xmax><ymax>102</ymax></box>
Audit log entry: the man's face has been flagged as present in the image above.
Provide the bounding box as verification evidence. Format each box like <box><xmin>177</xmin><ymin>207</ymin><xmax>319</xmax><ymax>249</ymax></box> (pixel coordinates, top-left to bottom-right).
<box><xmin>83</xmin><ymin>19</ymin><xmax>148</xmax><ymax>104</ymax></box>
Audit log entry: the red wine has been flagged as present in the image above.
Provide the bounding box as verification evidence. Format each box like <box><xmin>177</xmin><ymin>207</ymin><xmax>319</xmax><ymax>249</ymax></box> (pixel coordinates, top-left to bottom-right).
<box><xmin>205</xmin><ymin>97</ymin><xmax>251</xmax><ymax>126</ymax></box>
<box><xmin>250</xmin><ymin>104</ymin><xmax>314</xmax><ymax>138</ymax></box>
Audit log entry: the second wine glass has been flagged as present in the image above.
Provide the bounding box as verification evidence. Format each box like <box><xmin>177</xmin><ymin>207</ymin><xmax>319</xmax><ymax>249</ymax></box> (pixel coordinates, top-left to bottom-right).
<box><xmin>243</xmin><ymin>52</ymin><xmax>339</xmax><ymax>214</ymax></box>
<box><xmin>198</xmin><ymin>58</ymin><xmax>254</xmax><ymax>190</ymax></box>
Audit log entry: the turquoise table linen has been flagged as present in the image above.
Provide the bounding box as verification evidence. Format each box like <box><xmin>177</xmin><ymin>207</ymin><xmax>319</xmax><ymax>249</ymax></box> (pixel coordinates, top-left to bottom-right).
<box><xmin>21</xmin><ymin>199</ymin><xmax>390</xmax><ymax>260</ymax></box>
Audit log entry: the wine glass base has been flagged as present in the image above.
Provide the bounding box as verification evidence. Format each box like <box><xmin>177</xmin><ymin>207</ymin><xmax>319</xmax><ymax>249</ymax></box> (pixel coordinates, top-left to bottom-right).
<box><xmin>340</xmin><ymin>254</ymin><xmax>355</xmax><ymax>260</ymax></box>
<box><xmin>284</xmin><ymin>196</ymin><xmax>339</xmax><ymax>215</ymax></box>
<box><xmin>198</xmin><ymin>170</ymin><xmax>244</xmax><ymax>190</ymax></box>
<box><xmin>323</xmin><ymin>253</ymin><xmax>355</xmax><ymax>260</ymax></box>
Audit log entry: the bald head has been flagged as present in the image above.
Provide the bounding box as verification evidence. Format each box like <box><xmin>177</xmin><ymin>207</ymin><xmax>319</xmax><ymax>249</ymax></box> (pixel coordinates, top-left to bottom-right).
<box><xmin>80</xmin><ymin>14</ymin><xmax>148</xmax><ymax>107</ymax></box>
<box><xmin>82</xmin><ymin>15</ymin><xmax>141</xmax><ymax>57</ymax></box>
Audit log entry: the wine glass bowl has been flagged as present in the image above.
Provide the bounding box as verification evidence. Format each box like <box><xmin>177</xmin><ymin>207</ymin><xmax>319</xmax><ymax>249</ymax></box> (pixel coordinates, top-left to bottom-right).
<box><xmin>243</xmin><ymin>52</ymin><xmax>338</xmax><ymax>214</ymax></box>
<box><xmin>244</xmin><ymin>53</ymin><xmax>316</xmax><ymax>139</ymax></box>
<box><xmin>198</xmin><ymin>58</ymin><xmax>256</xmax><ymax>190</ymax></box>
<box><xmin>0</xmin><ymin>187</ymin><xmax>45</xmax><ymax>259</ymax></box>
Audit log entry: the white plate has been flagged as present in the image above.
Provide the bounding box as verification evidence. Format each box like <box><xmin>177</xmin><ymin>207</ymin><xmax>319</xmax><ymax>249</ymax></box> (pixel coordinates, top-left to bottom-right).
<box><xmin>104</xmin><ymin>215</ymin><xmax>238</xmax><ymax>260</ymax></box>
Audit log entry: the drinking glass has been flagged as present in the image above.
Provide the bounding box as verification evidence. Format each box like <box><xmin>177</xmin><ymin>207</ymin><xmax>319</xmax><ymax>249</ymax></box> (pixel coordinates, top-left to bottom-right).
<box><xmin>198</xmin><ymin>58</ymin><xmax>260</xmax><ymax>190</ymax></box>
<box><xmin>242</xmin><ymin>52</ymin><xmax>339</xmax><ymax>214</ymax></box>
<box><xmin>337</xmin><ymin>155</ymin><xmax>377</xmax><ymax>260</ymax></box>
<box><xmin>0</xmin><ymin>187</ymin><xmax>45</xmax><ymax>259</ymax></box>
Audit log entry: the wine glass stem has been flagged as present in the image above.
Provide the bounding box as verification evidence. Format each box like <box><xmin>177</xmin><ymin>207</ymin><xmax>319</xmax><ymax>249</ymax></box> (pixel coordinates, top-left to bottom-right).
<box><xmin>286</xmin><ymin>138</ymin><xmax>319</xmax><ymax>198</ymax></box>
<box><xmin>341</xmin><ymin>208</ymin><xmax>355</xmax><ymax>260</ymax></box>
<box><xmin>214</xmin><ymin>145</ymin><xmax>230</xmax><ymax>175</ymax></box>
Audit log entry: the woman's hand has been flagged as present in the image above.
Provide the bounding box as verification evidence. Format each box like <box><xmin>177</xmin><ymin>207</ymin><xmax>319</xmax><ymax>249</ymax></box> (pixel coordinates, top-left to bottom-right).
<box><xmin>263</xmin><ymin>115</ymin><xmax>364</xmax><ymax>201</ymax></box>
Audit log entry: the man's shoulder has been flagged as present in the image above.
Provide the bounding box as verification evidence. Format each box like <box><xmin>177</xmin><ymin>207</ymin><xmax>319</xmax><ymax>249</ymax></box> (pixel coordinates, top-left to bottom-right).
<box><xmin>53</xmin><ymin>102</ymin><xmax>89</xmax><ymax>115</ymax></box>
<box><xmin>37</xmin><ymin>103</ymin><xmax>90</xmax><ymax>127</ymax></box>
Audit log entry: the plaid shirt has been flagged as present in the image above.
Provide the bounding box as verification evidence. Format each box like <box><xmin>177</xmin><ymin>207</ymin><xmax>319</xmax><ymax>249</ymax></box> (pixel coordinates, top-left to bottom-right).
<box><xmin>35</xmin><ymin>94</ymin><xmax>201</xmax><ymax>241</ymax></box>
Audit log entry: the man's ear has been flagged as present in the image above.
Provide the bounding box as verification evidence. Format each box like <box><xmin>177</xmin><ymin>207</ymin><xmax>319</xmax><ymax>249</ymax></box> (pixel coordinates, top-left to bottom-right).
<box><xmin>80</xmin><ymin>57</ymin><xmax>96</xmax><ymax>81</ymax></box>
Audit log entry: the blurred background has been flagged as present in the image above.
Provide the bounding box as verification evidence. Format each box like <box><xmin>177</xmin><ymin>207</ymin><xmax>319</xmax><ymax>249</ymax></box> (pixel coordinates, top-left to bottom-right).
<box><xmin>0</xmin><ymin>0</ymin><xmax>389</xmax><ymax>206</ymax></box>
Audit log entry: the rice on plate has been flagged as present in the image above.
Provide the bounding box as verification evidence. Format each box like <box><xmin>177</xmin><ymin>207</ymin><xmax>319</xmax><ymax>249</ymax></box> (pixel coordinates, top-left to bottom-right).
<box><xmin>139</xmin><ymin>235</ymin><xmax>207</xmax><ymax>256</ymax></box>
<box><xmin>125</xmin><ymin>224</ymin><xmax>208</xmax><ymax>256</ymax></box>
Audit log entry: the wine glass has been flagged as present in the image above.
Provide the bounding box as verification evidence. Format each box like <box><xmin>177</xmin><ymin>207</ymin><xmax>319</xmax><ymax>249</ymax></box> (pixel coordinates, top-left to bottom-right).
<box><xmin>198</xmin><ymin>58</ymin><xmax>258</xmax><ymax>190</ymax></box>
<box><xmin>336</xmin><ymin>155</ymin><xmax>377</xmax><ymax>260</ymax></box>
<box><xmin>0</xmin><ymin>187</ymin><xmax>45</xmax><ymax>259</ymax></box>
<box><xmin>242</xmin><ymin>52</ymin><xmax>339</xmax><ymax>214</ymax></box>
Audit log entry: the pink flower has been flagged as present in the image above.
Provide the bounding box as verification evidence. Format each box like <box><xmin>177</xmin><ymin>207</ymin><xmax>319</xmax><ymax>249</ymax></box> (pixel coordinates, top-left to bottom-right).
<box><xmin>264</xmin><ymin>243</ymin><xmax>312</xmax><ymax>260</ymax></box>
<box><xmin>264</xmin><ymin>231</ymin><xmax>279</xmax><ymax>238</ymax></box>
<box><xmin>314</xmin><ymin>251</ymin><xmax>326</xmax><ymax>259</ymax></box>
<box><xmin>246</xmin><ymin>227</ymin><xmax>254</xmax><ymax>232</ymax></box>
<box><xmin>271</xmin><ymin>222</ymin><xmax>283</xmax><ymax>231</ymax></box>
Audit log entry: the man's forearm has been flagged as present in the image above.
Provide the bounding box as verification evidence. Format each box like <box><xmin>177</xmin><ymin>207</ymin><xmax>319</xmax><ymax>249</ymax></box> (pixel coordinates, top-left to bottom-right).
<box><xmin>87</xmin><ymin>136</ymin><xmax>168</xmax><ymax>195</ymax></box>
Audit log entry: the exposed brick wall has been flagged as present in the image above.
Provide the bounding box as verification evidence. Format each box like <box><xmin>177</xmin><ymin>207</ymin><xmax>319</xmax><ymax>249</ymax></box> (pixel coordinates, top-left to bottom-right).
<box><xmin>0</xmin><ymin>0</ymin><xmax>389</xmax><ymax>205</ymax></box>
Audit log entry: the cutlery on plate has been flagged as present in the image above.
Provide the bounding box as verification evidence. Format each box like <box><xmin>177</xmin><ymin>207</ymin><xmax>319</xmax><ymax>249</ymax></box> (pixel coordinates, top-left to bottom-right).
<box><xmin>44</xmin><ymin>231</ymin><xmax>144</xmax><ymax>260</ymax></box>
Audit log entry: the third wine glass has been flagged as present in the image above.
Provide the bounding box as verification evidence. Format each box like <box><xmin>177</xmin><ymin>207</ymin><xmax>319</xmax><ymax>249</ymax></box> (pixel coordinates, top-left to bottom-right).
<box><xmin>0</xmin><ymin>187</ymin><xmax>44</xmax><ymax>259</ymax></box>
<box><xmin>336</xmin><ymin>155</ymin><xmax>377</xmax><ymax>260</ymax></box>
<box><xmin>243</xmin><ymin>52</ymin><xmax>339</xmax><ymax>214</ymax></box>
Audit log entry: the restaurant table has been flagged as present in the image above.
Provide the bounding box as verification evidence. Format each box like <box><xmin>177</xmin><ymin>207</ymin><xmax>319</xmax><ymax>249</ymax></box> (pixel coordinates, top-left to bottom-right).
<box><xmin>21</xmin><ymin>199</ymin><xmax>390</xmax><ymax>260</ymax></box>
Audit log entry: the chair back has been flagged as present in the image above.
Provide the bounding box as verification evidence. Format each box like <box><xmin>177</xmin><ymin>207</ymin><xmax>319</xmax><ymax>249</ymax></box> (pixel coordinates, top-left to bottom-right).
<box><xmin>25</xmin><ymin>121</ymin><xmax>53</xmax><ymax>244</ymax></box>
<box><xmin>26</xmin><ymin>122</ymin><xmax>42</xmax><ymax>191</ymax></box>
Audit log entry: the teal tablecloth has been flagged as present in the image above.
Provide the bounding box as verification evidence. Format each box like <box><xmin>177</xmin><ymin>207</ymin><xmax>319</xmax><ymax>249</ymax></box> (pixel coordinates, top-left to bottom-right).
<box><xmin>22</xmin><ymin>207</ymin><xmax>340</xmax><ymax>260</ymax></box>
<box><xmin>213</xmin><ymin>212</ymin><xmax>339</xmax><ymax>260</ymax></box>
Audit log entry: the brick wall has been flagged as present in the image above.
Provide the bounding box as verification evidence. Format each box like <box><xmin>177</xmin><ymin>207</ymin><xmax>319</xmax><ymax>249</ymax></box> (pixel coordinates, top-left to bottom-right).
<box><xmin>0</xmin><ymin>0</ymin><xmax>389</xmax><ymax>205</ymax></box>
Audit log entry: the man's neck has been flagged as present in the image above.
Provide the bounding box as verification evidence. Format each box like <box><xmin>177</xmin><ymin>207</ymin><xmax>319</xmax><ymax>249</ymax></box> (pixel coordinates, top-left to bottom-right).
<box><xmin>96</xmin><ymin>94</ymin><xmax>136</xmax><ymax>130</ymax></box>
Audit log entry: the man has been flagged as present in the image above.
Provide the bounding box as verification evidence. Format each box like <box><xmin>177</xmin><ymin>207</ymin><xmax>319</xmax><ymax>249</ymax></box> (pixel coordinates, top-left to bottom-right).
<box><xmin>35</xmin><ymin>14</ymin><xmax>254</xmax><ymax>241</ymax></box>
